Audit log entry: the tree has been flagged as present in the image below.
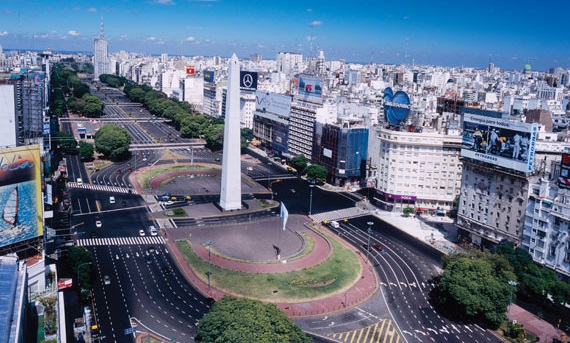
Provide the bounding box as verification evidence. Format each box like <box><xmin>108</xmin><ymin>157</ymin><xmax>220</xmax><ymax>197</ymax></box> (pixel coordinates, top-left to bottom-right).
<box><xmin>196</xmin><ymin>296</ymin><xmax>311</xmax><ymax>343</ymax></box>
<box><xmin>241</xmin><ymin>128</ymin><xmax>254</xmax><ymax>152</ymax></box>
<box><xmin>60</xmin><ymin>246</ymin><xmax>95</xmax><ymax>303</ymax></box>
<box><xmin>78</xmin><ymin>141</ymin><xmax>94</xmax><ymax>161</ymax></box>
<box><xmin>53</xmin><ymin>132</ymin><xmax>78</xmax><ymax>154</ymax></box>
<box><xmin>94</xmin><ymin>125</ymin><xmax>131</xmax><ymax>161</ymax></box>
<box><xmin>431</xmin><ymin>253</ymin><xmax>517</xmax><ymax>328</ymax></box>
<box><xmin>402</xmin><ymin>206</ymin><xmax>415</xmax><ymax>217</ymax></box>
<box><xmin>290</xmin><ymin>155</ymin><xmax>308</xmax><ymax>174</ymax></box>
<box><xmin>305</xmin><ymin>164</ymin><xmax>327</xmax><ymax>180</ymax></box>
<box><xmin>204</xmin><ymin>123</ymin><xmax>224</xmax><ymax>151</ymax></box>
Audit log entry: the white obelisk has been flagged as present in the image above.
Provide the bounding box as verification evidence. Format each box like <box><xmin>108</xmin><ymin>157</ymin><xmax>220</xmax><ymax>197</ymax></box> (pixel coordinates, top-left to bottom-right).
<box><xmin>219</xmin><ymin>54</ymin><xmax>242</xmax><ymax>210</ymax></box>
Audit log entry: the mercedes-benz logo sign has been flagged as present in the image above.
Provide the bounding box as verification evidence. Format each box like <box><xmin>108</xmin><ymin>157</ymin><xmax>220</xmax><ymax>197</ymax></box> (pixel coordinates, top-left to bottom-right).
<box><xmin>242</xmin><ymin>73</ymin><xmax>254</xmax><ymax>88</ymax></box>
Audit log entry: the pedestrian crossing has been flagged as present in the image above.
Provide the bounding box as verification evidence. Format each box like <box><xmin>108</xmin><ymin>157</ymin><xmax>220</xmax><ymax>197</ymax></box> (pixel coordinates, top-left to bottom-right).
<box><xmin>68</xmin><ymin>182</ymin><xmax>137</xmax><ymax>194</ymax></box>
<box><xmin>77</xmin><ymin>236</ymin><xmax>165</xmax><ymax>247</ymax></box>
<box><xmin>310</xmin><ymin>207</ymin><xmax>370</xmax><ymax>224</ymax></box>
<box><xmin>329</xmin><ymin>320</ymin><xmax>401</xmax><ymax>343</ymax></box>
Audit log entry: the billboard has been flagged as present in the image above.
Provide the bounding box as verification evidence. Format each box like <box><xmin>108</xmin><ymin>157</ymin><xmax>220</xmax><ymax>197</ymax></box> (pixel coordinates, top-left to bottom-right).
<box><xmin>255</xmin><ymin>91</ymin><xmax>291</xmax><ymax>117</ymax></box>
<box><xmin>239</xmin><ymin>71</ymin><xmax>258</xmax><ymax>91</ymax></box>
<box><xmin>558</xmin><ymin>154</ymin><xmax>570</xmax><ymax>189</ymax></box>
<box><xmin>295</xmin><ymin>75</ymin><xmax>323</xmax><ymax>101</ymax></box>
<box><xmin>383</xmin><ymin>87</ymin><xmax>411</xmax><ymax>125</ymax></box>
<box><xmin>461</xmin><ymin>113</ymin><xmax>538</xmax><ymax>173</ymax></box>
<box><xmin>185</xmin><ymin>66</ymin><xmax>195</xmax><ymax>75</ymax></box>
<box><xmin>0</xmin><ymin>146</ymin><xmax>43</xmax><ymax>248</ymax></box>
<box><xmin>203</xmin><ymin>70</ymin><xmax>215</xmax><ymax>83</ymax></box>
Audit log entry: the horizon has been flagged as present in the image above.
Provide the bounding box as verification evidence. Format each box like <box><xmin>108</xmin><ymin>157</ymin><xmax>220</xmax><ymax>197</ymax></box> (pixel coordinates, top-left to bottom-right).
<box><xmin>1</xmin><ymin>1</ymin><xmax>569</xmax><ymax>72</ymax></box>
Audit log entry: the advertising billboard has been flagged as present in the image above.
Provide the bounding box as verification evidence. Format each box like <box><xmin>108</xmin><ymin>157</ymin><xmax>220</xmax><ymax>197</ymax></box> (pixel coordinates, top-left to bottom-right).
<box><xmin>272</xmin><ymin>122</ymin><xmax>289</xmax><ymax>153</ymax></box>
<box><xmin>239</xmin><ymin>71</ymin><xmax>258</xmax><ymax>91</ymax></box>
<box><xmin>0</xmin><ymin>146</ymin><xmax>43</xmax><ymax>248</ymax></box>
<box><xmin>295</xmin><ymin>75</ymin><xmax>323</xmax><ymax>101</ymax></box>
<box><xmin>255</xmin><ymin>91</ymin><xmax>291</xmax><ymax>117</ymax></box>
<box><xmin>558</xmin><ymin>154</ymin><xmax>570</xmax><ymax>189</ymax></box>
<box><xmin>461</xmin><ymin>113</ymin><xmax>538</xmax><ymax>173</ymax></box>
<box><xmin>203</xmin><ymin>70</ymin><xmax>215</xmax><ymax>83</ymax></box>
<box><xmin>383</xmin><ymin>87</ymin><xmax>411</xmax><ymax>125</ymax></box>
<box><xmin>185</xmin><ymin>65</ymin><xmax>195</xmax><ymax>75</ymax></box>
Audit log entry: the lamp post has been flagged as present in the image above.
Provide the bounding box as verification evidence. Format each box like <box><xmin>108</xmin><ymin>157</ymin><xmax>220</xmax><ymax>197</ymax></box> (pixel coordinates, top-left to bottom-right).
<box><xmin>77</xmin><ymin>262</ymin><xmax>93</xmax><ymax>289</ymax></box>
<box><xmin>205</xmin><ymin>241</ymin><xmax>214</xmax><ymax>293</ymax></box>
<box><xmin>507</xmin><ymin>280</ymin><xmax>518</xmax><ymax>322</ymax></box>
<box><xmin>366</xmin><ymin>221</ymin><xmax>374</xmax><ymax>262</ymax></box>
<box><xmin>267</xmin><ymin>162</ymin><xmax>272</xmax><ymax>190</ymax></box>
<box><xmin>309</xmin><ymin>184</ymin><xmax>315</xmax><ymax>215</ymax></box>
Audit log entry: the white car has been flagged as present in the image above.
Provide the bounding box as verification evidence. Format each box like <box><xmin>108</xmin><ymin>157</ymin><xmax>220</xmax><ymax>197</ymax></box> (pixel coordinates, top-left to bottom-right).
<box><xmin>163</xmin><ymin>201</ymin><xmax>174</xmax><ymax>206</ymax></box>
<box><xmin>139</xmin><ymin>229</ymin><xmax>146</xmax><ymax>236</ymax></box>
<box><xmin>103</xmin><ymin>275</ymin><xmax>111</xmax><ymax>285</ymax></box>
<box><xmin>95</xmin><ymin>220</ymin><xmax>102</xmax><ymax>228</ymax></box>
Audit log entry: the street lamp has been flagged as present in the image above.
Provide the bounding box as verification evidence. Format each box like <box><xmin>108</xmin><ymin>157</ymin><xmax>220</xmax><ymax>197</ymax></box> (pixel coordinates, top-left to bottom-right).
<box><xmin>267</xmin><ymin>162</ymin><xmax>272</xmax><ymax>190</ymax></box>
<box><xmin>205</xmin><ymin>241</ymin><xmax>214</xmax><ymax>293</ymax></box>
<box><xmin>366</xmin><ymin>221</ymin><xmax>374</xmax><ymax>262</ymax></box>
<box><xmin>309</xmin><ymin>184</ymin><xmax>315</xmax><ymax>215</ymax></box>
<box><xmin>507</xmin><ymin>280</ymin><xmax>518</xmax><ymax>321</ymax></box>
<box><xmin>77</xmin><ymin>262</ymin><xmax>93</xmax><ymax>289</ymax></box>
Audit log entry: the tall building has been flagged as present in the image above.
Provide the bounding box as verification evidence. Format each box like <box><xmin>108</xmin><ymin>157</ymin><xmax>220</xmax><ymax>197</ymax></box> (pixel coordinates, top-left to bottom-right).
<box><xmin>252</xmin><ymin>91</ymin><xmax>292</xmax><ymax>156</ymax></box>
<box><xmin>276</xmin><ymin>52</ymin><xmax>303</xmax><ymax>76</ymax></box>
<box><xmin>93</xmin><ymin>17</ymin><xmax>110</xmax><ymax>81</ymax></box>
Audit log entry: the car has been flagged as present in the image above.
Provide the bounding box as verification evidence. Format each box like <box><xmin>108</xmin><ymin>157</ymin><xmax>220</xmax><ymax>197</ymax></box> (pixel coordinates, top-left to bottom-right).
<box><xmin>149</xmin><ymin>226</ymin><xmax>158</xmax><ymax>236</ymax></box>
<box><xmin>95</xmin><ymin>220</ymin><xmax>102</xmax><ymax>228</ymax></box>
<box><xmin>215</xmin><ymin>157</ymin><xmax>221</xmax><ymax>162</ymax></box>
<box><xmin>90</xmin><ymin>231</ymin><xmax>97</xmax><ymax>238</ymax></box>
<box><xmin>76</xmin><ymin>178</ymin><xmax>83</xmax><ymax>186</ymax></box>
<box><xmin>148</xmin><ymin>246</ymin><xmax>156</xmax><ymax>254</ymax></box>
<box><xmin>103</xmin><ymin>275</ymin><xmax>111</xmax><ymax>285</ymax></box>
<box><xmin>144</xmin><ymin>255</ymin><xmax>153</xmax><ymax>264</ymax></box>
<box><xmin>116</xmin><ymin>169</ymin><xmax>121</xmax><ymax>174</ymax></box>
<box><xmin>127</xmin><ymin>167</ymin><xmax>132</xmax><ymax>172</ymax></box>
<box><xmin>374</xmin><ymin>243</ymin><xmax>383</xmax><ymax>251</ymax></box>
<box><xmin>363</xmin><ymin>244</ymin><xmax>373</xmax><ymax>251</ymax></box>
<box><xmin>109</xmin><ymin>196</ymin><xmax>115</xmax><ymax>204</ymax></box>
<box><xmin>121</xmin><ymin>200</ymin><xmax>127</xmax><ymax>206</ymax></box>
<box><xmin>139</xmin><ymin>229</ymin><xmax>146</xmax><ymax>236</ymax></box>
<box><xmin>163</xmin><ymin>201</ymin><xmax>174</xmax><ymax>206</ymax></box>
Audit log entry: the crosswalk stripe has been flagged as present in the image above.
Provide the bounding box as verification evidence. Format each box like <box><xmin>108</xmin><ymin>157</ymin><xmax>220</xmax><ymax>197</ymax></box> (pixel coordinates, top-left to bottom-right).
<box><xmin>67</xmin><ymin>182</ymin><xmax>137</xmax><ymax>194</ymax></box>
<box><xmin>77</xmin><ymin>236</ymin><xmax>166</xmax><ymax>246</ymax></box>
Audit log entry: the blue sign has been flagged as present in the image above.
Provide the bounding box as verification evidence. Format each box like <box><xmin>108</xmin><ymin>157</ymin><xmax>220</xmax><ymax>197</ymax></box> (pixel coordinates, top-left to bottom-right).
<box><xmin>383</xmin><ymin>87</ymin><xmax>411</xmax><ymax>126</ymax></box>
<box><xmin>203</xmin><ymin>70</ymin><xmax>215</xmax><ymax>83</ymax></box>
<box><xmin>124</xmin><ymin>327</ymin><xmax>136</xmax><ymax>335</ymax></box>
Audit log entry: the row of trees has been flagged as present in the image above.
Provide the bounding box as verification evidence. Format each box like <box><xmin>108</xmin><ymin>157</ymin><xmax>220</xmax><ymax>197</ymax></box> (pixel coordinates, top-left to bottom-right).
<box><xmin>50</xmin><ymin>63</ymin><xmax>104</xmax><ymax>117</ymax></box>
<box><xmin>289</xmin><ymin>154</ymin><xmax>328</xmax><ymax>180</ymax></box>
<box><xmin>431</xmin><ymin>240</ymin><xmax>570</xmax><ymax>328</ymax></box>
<box><xmin>99</xmin><ymin>74</ymin><xmax>228</xmax><ymax>150</ymax></box>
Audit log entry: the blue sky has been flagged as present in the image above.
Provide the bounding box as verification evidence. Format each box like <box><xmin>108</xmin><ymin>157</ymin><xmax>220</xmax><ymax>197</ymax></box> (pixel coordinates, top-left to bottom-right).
<box><xmin>0</xmin><ymin>0</ymin><xmax>569</xmax><ymax>71</ymax></box>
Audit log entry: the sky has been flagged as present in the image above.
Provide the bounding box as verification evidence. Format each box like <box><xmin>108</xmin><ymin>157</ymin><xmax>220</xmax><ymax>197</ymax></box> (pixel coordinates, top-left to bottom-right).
<box><xmin>0</xmin><ymin>0</ymin><xmax>569</xmax><ymax>71</ymax></box>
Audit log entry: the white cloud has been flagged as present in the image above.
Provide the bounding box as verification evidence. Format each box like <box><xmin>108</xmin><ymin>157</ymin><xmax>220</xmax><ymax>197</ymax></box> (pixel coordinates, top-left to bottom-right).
<box><xmin>309</xmin><ymin>20</ymin><xmax>322</xmax><ymax>27</ymax></box>
<box><xmin>258</xmin><ymin>44</ymin><xmax>266</xmax><ymax>49</ymax></box>
<box><xmin>68</xmin><ymin>30</ymin><xmax>79</xmax><ymax>36</ymax></box>
<box><xmin>120</xmin><ymin>34</ymin><xmax>128</xmax><ymax>40</ymax></box>
<box><xmin>151</xmin><ymin>0</ymin><xmax>175</xmax><ymax>4</ymax></box>
<box><xmin>0</xmin><ymin>31</ymin><xmax>7</xmax><ymax>36</ymax></box>
<box><xmin>147</xmin><ymin>36</ymin><xmax>156</xmax><ymax>41</ymax></box>
<box><xmin>185</xmin><ymin>36</ymin><xmax>195</xmax><ymax>42</ymax></box>
<box><xmin>87</xmin><ymin>7</ymin><xmax>97</xmax><ymax>12</ymax></box>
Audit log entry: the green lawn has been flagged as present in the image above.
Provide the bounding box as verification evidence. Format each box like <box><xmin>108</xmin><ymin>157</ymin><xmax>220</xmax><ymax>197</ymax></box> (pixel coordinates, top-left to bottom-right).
<box><xmin>176</xmin><ymin>232</ymin><xmax>362</xmax><ymax>302</ymax></box>
<box><xmin>136</xmin><ymin>164</ymin><xmax>220</xmax><ymax>190</ymax></box>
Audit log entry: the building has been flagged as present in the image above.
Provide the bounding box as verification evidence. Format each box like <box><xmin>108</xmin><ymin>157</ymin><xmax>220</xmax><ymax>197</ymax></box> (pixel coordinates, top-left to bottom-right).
<box><xmin>370</xmin><ymin>126</ymin><xmax>463</xmax><ymax>213</ymax></box>
<box><xmin>288</xmin><ymin>99</ymin><xmax>319</xmax><ymax>160</ymax></box>
<box><xmin>93</xmin><ymin>18</ymin><xmax>110</xmax><ymax>80</ymax></box>
<box><xmin>203</xmin><ymin>82</ymin><xmax>223</xmax><ymax>117</ymax></box>
<box><xmin>522</xmin><ymin>175</ymin><xmax>570</xmax><ymax>282</ymax></box>
<box><xmin>276</xmin><ymin>52</ymin><xmax>303</xmax><ymax>76</ymax></box>
<box><xmin>314</xmin><ymin>121</ymin><xmax>369</xmax><ymax>187</ymax></box>
<box><xmin>0</xmin><ymin>256</ymin><xmax>27</xmax><ymax>343</ymax></box>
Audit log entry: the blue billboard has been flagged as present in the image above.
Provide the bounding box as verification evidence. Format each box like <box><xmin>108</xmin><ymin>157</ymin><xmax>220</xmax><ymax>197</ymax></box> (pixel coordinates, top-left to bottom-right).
<box><xmin>383</xmin><ymin>88</ymin><xmax>411</xmax><ymax>125</ymax></box>
<box><xmin>239</xmin><ymin>71</ymin><xmax>258</xmax><ymax>91</ymax></box>
<box><xmin>203</xmin><ymin>70</ymin><xmax>215</xmax><ymax>83</ymax></box>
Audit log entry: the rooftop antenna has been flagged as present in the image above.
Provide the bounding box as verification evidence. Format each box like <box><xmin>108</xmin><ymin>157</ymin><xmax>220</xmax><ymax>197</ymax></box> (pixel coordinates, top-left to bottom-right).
<box><xmin>370</xmin><ymin>51</ymin><xmax>374</xmax><ymax>65</ymax></box>
<box><xmin>309</xmin><ymin>22</ymin><xmax>314</xmax><ymax>61</ymax></box>
<box><xmin>404</xmin><ymin>37</ymin><xmax>409</xmax><ymax>66</ymax></box>
<box><xmin>100</xmin><ymin>15</ymin><xmax>104</xmax><ymax>38</ymax></box>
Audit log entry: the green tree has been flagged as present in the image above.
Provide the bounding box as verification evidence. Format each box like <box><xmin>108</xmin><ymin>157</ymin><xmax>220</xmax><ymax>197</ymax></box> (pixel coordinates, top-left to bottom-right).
<box><xmin>94</xmin><ymin>125</ymin><xmax>131</xmax><ymax>161</ymax></box>
<box><xmin>431</xmin><ymin>253</ymin><xmax>517</xmax><ymax>328</ymax></box>
<box><xmin>60</xmin><ymin>246</ymin><xmax>95</xmax><ymax>303</ymax></box>
<box><xmin>290</xmin><ymin>155</ymin><xmax>308</xmax><ymax>174</ymax></box>
<box><xmin>196</xmin><ymin>296</ymin><xmax>311</xmax><ymax>343</ymax></box>
<box><xmin>127</xmin><ymin>87</ymin><xmax>146</xmax><ymax>103</ymax></box>
<box><xmin>402</xmin><ymin>206</ymin><xmax>415</xmax><ymax>217</ymax></box>
<box><xmin>204</xmin><ymin>123</ymin><xmax>224</xmax><ymax>151</ymax></box>
<box><xmin>53</xmin><ymin>132</ymin><xmax>78</xmax><ymax>154</ymax></box>
<box><xmin>78</xmin><ymin>141</ymin><xmax>94</xmax><ymax>161</ymax></box>
<box><xmin>305</xmin><ymin>164</ymin><xmax>327</xmax><ymax>180</ymax></box>
<box><xmin>241</xmin><ymin>128</ymin><xmax>254</xmax><ymax>152</ymax></box>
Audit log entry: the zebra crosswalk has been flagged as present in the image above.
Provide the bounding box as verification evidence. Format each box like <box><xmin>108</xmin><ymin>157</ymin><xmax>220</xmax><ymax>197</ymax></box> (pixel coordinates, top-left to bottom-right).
<box><xmin>68</xmin><ymin>182</ymin><xmax>137</xmax><ymax>194</ymax></box>
<box><xmin>329</xmin><ymin>320</ymin><xmax>401</xmax><ymax>343</ymax></box>
<box><xmin>77</xmin><ymin>236</ymin><xmax>165</xmax><ymax>247</ymax></box>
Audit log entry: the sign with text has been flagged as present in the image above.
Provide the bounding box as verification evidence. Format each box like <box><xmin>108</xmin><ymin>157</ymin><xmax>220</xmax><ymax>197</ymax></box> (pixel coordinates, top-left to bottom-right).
<box><xmin>185</xmin><ymin>66</ymin><xmax>195</xmax><ymax>75</ymax></box>
<box><xmin>203</xmin><ymin>70</ymin><xmax>215</xmax><ymax>83</ymax></box>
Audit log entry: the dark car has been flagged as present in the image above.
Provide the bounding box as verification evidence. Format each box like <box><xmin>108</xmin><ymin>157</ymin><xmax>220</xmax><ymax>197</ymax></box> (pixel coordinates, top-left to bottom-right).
<box><xmin>145</xmin><ymin>255</ymin><xmax>153</xmax><ymax>264</ymax></box>
<box><xmin>374</xmin><ymin>243</ymin><xmax>383</xmax><ymax>251</ymax></box>
<box><xmin>121</xmin><ymin>200</ymin><xmax>127</xmax><ymax>206</ymax></box>
<box><xmin>116</xmin><ymin>169</ymin><xmax>121</xmax><ymax>174</ymax></box>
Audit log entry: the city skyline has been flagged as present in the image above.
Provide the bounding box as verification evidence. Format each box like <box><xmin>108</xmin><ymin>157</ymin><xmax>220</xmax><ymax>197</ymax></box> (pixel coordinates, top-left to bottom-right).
<box><xmin>0</xmin><ymin>0</ymin><xmax>569</xmax><ymax>71</ymax></box>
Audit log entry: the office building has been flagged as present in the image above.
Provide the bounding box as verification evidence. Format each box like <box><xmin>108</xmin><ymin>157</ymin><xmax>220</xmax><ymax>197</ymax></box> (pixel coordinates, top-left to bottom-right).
<box><xmin>93</xmin><ymin>18</ymin><xmax>110</xmax><ymax>80</ymax></box>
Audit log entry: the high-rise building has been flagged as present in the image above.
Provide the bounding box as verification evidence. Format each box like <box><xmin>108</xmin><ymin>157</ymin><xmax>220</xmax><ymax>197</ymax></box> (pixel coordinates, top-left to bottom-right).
<box><xmin>276</xmin><ymin>52</ymin><xmax>303</xmax><ymax>76</ymax></box>
<box><xmin>93</xmin><ymin>17</ymin><xmax>110</xmax><ymax>81</ymax></box>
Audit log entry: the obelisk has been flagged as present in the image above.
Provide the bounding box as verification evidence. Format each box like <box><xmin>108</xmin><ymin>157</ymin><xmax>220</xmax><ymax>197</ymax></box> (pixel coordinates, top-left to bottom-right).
<box><xmin>219</xmin><ymin>54</ymin><xmax>242</xmax><ymax>210</ymax></box>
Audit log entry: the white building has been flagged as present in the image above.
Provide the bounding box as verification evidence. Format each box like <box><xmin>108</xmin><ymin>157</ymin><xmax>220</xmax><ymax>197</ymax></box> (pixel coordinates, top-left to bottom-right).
<box><xmin>276</xmin><ymin>52</ymin><xmax>303</xmax><ymax>76</ymax></box>
<box><xmin>93</xmin><ymin>20</ymin><xmax>109</xmax><ymax>81</ymax></box>
<box><xmin>370</xmin><ymin>127</ymin><xmax>463</xmax><ymax>213</ymax></box>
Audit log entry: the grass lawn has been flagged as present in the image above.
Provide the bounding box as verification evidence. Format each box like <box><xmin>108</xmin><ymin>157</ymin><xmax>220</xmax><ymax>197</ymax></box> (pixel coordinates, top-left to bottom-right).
<box><xmin>136</xmin><ymin>164</ymin><xmax>220</xmax><ymax>190</ymax></box>
<box><xmin>163</xmin><ymin>208</ymin><xmax>187</xmax><ymax>217</ymax></box>
<box><xmin>176</xmin><ymin>232</ymin><xmax>362</xmax><ymax>302</ymax></box>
